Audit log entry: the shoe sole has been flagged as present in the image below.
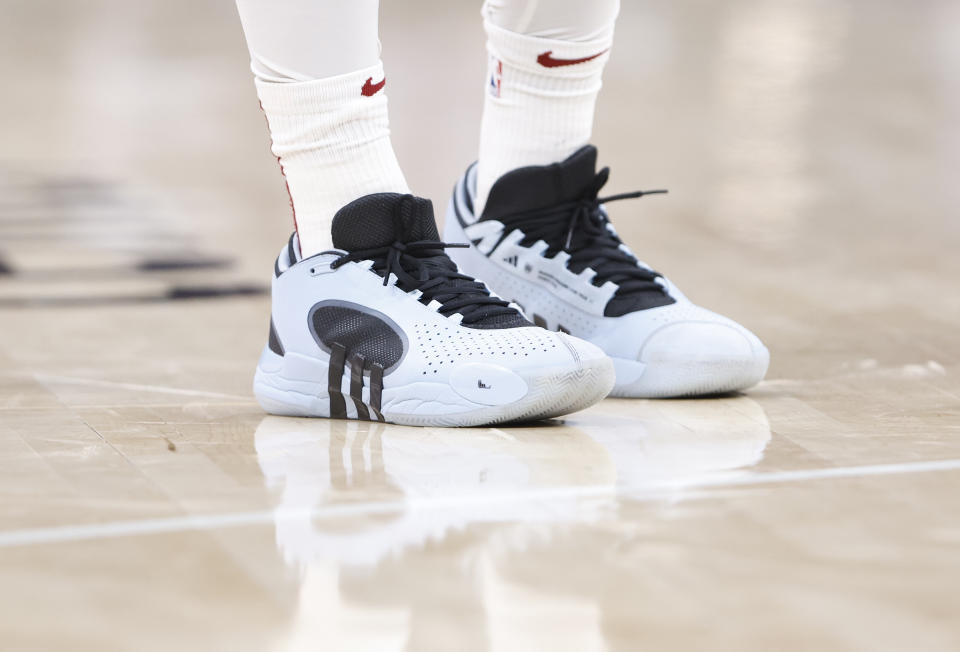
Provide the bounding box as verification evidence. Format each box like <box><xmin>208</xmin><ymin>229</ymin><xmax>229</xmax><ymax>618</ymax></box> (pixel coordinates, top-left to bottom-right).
<box><xmin>608</xmin><ymin>353</ymin><xmax>769</xmax><ymax>398</ymax></box>
<box><xmin>253</xmin><ymin>347</ymin><xmax>615</xmax><ymax>427</ymax></box>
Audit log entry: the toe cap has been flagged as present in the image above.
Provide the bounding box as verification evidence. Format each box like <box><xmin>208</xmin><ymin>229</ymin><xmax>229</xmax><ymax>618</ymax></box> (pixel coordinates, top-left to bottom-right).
<box><xmin>557</xmin><ymin>333</ymin><xmax>617</xmax><ymax>396</ymax></box>
<box><xmin>640</xmin><ymin>321</ymin><xmax>766</xmax><ymax>365</ymax></box>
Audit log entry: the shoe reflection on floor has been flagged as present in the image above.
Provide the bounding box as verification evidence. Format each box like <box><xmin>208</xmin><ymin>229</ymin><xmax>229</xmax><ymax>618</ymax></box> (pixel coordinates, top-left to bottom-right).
<box><xmin>254</xmin><ymin>399</ymin><xmax>771</xmax><ymax>651</ymax></box>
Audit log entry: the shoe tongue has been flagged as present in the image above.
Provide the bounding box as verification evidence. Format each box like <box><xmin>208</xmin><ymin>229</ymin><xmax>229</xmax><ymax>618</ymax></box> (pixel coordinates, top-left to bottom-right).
<box><xmin>330</xmin><ymin>192</ymin><xmax>531</xmax><ymax>330</ymax></box>
<box><xmin>331</xmin><ymin>193</ymin><xmax>440</xmax><ymax>252</ymax></box>
<box><xmin>480</xmin><ymin>145</ymin><xmax>598</xmax><ymax>222</ymax></box>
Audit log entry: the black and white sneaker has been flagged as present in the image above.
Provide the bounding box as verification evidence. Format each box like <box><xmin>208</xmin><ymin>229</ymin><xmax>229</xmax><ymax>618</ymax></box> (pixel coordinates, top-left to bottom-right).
<box><xmin>254</xmin><ymin>192</ymin><xmax>615</xmax><ymax>426</ymax></box>
<box><xmin>445</xmin><ymin>146</ymin><xmax>769</xmax><ymax>398</ymax></box>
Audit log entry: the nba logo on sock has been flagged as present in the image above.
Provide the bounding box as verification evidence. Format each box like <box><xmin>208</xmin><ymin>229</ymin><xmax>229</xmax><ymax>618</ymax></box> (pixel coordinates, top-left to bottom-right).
<box><xmin>488</xmin><ymin>57</ymin><xmax>502</xmax><ymax>98</ymax></box>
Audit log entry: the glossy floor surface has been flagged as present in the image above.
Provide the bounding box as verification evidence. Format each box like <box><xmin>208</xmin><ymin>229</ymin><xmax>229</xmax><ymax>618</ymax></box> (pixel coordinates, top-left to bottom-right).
<box><xmin>2</xmin><ymin>1</ymin><xmax>959</xmax><ymax>650</ymax></box>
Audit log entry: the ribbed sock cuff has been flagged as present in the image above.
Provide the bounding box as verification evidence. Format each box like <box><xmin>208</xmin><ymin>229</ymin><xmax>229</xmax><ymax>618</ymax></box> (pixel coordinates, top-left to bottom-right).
<box><xmin>484</xmin><ymin>20</ymin><xmax>613</xmax><ymax>79</ymax></box>
<box><xmin>255</xmin><ymin>62</ymin><xmax>386</xmax><ymax>115</ymax></box>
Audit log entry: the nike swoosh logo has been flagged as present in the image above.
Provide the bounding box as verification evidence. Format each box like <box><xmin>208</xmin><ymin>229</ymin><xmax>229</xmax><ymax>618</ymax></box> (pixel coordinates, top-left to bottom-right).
<box><xmin>361</xmin><ymin>76</ymin><xmax>386</xmax><ymax>97</ymax></box>
<box><xmin>536</xmin><ymin>50</ymin><xmax>608</xmax><ymax>68</ymax></box>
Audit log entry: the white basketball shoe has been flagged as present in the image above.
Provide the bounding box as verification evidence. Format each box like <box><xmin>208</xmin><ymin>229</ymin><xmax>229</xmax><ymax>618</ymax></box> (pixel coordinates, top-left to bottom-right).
<box><xmin>254</xmin><ymin>192</ymin><xmax>614</xmax><ymax>426</ymax></box>
<box><xmin>445</xmin><ymin>146</ymin><xmax>769</xmax><ymax>398</ymax></box>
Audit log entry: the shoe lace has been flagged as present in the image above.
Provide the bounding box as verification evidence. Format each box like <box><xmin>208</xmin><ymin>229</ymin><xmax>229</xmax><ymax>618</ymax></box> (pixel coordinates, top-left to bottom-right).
<box><xmin>496</xmin><ymin>167</ymin><xmax>669</xmax><ymax>297</ymax></box>
<box><xmin>330</xmin><ymin>202</ymin><xmax>519</xmax><ymax>326</ymax></box>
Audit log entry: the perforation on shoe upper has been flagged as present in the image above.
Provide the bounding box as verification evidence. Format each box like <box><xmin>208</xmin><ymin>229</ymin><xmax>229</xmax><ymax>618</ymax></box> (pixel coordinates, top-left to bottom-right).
<box><xmin>411</xmin><ymin>322</ymin><xmax>562</xmax><ymax>375</ymax></box>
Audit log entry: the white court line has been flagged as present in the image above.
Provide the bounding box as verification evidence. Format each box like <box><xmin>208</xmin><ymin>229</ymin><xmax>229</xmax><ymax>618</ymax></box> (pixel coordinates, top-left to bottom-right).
<box><xmin>690</xmin><ymin>458</ymin><xmax>960</xmax><ymax>486</ymax></box>
<box><xmin>32</xmin><ymin>373</ymin><xmax>252</xmax><ymax>401</ymax></box>
<box><xmin>1</xmin><ymin>458</ymin><xmax>959</xmax><ymax>548</ymax></box>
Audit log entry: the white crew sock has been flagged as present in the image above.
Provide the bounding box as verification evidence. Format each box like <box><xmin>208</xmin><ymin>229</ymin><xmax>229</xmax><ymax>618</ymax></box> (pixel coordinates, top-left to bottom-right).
<box><xmin>475</xmin><ymin>12</ymin><xmax>616</xmax><ymax>216</ymax></box>
<box><xmin>255</xmin><ymin>61</ymin><xmax>409</xmax><ymax>257</ymax></box>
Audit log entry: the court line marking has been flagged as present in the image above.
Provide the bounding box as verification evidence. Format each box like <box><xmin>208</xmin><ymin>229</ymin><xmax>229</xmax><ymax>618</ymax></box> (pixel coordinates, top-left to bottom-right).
<box><xmin>0</xmin><ymin>402</ymin><xmax>258</xmax><ymax>412</ymax></box>
<box><xmin>32</xmin><ymin>373</ymin><xmax>251</xmax><ymax>401</ymax></box>
<box><xmin>1</xmin><ymin>458</ymin><xmax>959</xmax><ymax>548</ymax></box>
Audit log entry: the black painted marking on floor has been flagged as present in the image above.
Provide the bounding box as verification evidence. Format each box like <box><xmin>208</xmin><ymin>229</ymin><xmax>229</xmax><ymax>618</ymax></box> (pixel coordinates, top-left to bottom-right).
<box><xmin>0</xmin><ymin>259</ymin><xmax>234</xmax><ymax>281</ymax></box>
<box><xmin>0</xmin><ymin>284</ymin><xmax>268</xmax><ymax>308</ymax></box>
<box><xmin>165</xmin><ymin>285</ymin><xmax>265</xmax><ymax>300</ymax></box>
<box><xmin>136</xmin><ymin>258</ymin><xmax>231</xmax><ymax>272</ymax></box>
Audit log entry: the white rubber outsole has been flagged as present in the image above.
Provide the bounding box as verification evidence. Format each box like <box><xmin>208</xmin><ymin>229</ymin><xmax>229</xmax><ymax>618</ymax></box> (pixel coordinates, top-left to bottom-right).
<box><xmin>253</xmin><ymin>348</ymin><xmax>615</xmax><ymax>427</ymax></box>
<box><xmin>608</xmin><ymin>353</ymin><xmax>770</xmax><ymax>398</ymax></box>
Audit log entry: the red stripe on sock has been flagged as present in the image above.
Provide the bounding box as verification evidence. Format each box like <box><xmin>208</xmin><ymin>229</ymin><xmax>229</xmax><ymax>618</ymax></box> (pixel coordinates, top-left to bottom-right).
<box><xmin>259</xmin><ymin>100</ymin><xmax>301</xmax><ymax>256</ymax></box>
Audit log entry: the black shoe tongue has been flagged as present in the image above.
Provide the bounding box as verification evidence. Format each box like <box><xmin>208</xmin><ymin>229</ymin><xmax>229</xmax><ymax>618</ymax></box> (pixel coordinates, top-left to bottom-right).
<box><xmin>331</xmin><ymin>193</ymin><xmax>440</xmax><ymax>252</ymax></box>
<box><xmin>480</xmin><ymin>145</ymin><xmax>598</xmax><ymax>222</ymax></box>
<box><xmin>330</xmin><ymin>192</ymin><xmax>532</xmax><ymax>330</ymax></box>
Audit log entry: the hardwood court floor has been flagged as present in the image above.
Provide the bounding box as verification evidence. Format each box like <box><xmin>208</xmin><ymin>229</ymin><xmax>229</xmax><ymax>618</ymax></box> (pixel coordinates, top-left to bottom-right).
<box><xmin>1</xmin><ymin>1</ymin><xmax>959</xmax><ymax>650</ymax></box>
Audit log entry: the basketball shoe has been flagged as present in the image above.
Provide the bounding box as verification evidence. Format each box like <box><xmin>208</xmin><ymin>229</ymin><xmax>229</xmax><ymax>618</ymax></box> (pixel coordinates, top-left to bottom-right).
<box><xmin>444</xmin><ymin>146</ymin><xmax>769</xmax><ymax>398</ymax></box>
<box><xmin>253</xmin><ymin>192</ymin><xmax>615</xmax><ymax>426</ymax></box>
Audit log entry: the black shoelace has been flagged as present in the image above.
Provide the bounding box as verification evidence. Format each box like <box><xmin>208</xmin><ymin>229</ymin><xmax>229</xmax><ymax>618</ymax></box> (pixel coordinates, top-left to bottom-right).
<box><xmin>331</xmin><ymin>236</ymin><xmax>518</xmax><ymax>327</ymax></box>
<box><xmin>495</xmin><ymin>167</ymin><xmax>669</xmax><ymax>298</ymax></box>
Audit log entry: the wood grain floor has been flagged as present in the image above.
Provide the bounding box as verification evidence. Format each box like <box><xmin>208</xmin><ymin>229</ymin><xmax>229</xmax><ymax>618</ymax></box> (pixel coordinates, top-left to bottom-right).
<box><xmin>1</xmin><ymin>1</ymin><xmax>958</xmax><ymax>650</ymax></box>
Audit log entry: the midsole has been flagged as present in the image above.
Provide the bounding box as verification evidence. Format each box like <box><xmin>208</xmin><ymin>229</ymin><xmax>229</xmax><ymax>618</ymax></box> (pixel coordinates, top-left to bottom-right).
<box><xmin>255</xmin><ymin>348</ymin><xmax>600</xmax><ymax>416</ymax></box>
<box><xmin>608</xmin><ymin>356</ymin><xmax>647</xmax><ymax>387</ymax></box>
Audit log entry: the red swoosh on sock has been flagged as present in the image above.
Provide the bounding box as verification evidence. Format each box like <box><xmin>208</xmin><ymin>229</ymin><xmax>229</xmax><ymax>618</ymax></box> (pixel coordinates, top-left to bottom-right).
<box><xmin>361</xmin><ymin>76</ymin><xmax>386</xmax><ymax>96</ymax></box>
<box><xmin>536</xmin><ymin>50</ymin><xmax>608</xmax><ymax>68</ymax></box>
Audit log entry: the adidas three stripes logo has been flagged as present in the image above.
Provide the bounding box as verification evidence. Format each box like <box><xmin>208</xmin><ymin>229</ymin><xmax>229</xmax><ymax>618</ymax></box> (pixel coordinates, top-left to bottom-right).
<box><xmin>327</xmin><ymin>343</ymin><xmax>385</xmax><ymax>422</ymax></box>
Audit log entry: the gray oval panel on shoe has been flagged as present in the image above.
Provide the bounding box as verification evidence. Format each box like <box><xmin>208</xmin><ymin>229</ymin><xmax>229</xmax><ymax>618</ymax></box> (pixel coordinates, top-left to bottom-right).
<box><xmin>308</xmin><ymin>300</ymin><xmax>407</xmax><ymax>374</ymax></box>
